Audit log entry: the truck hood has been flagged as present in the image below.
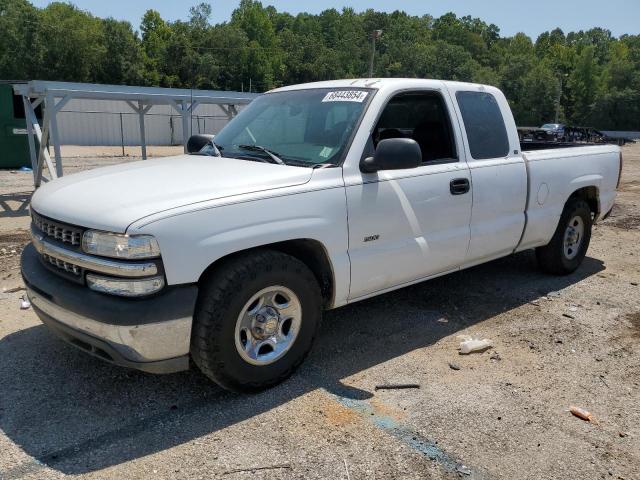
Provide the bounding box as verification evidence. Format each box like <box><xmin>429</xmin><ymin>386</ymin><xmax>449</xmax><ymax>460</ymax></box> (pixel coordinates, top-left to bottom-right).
<box><xmin>31</xmin><ymin>155</ymin><xmax>313</xmax><ymax>232</ymax></box>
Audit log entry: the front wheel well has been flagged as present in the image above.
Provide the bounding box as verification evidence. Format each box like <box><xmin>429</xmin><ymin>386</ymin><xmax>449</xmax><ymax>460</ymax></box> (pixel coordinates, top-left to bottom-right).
<box><xmin>568</xmin><ymin>186</ymin><xmax>599</xmax><ymax>220</ymax></box>
<box><xmin>198</xmin><ymin>239</ymin><xmax>335</xmax><ymax>309</ymax></box>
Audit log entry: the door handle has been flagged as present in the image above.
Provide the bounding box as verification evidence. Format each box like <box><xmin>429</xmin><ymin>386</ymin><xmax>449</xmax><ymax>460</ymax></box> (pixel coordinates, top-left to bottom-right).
<box><xmin>450</xmin><ymin>178</ymin><xmax>470</xmax><ymax>195</ymax></box>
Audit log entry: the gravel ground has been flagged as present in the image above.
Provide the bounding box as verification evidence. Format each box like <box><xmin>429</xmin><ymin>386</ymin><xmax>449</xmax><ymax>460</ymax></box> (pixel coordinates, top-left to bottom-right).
<box><xmin>0</xmin><ymin>145</ymin><xmax>639</xmax><ymax>480</ymax></box>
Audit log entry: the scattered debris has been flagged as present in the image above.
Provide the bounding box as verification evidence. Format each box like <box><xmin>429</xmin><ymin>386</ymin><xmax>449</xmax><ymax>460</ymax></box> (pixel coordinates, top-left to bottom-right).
<box><xmin>548</xmin><ymin>291</ymin><xmax>561</xmax><ymax>298</ymax></box>
<box><xmin>20</xmin><ymin>296</ymin><xmax>31</xmax><ymax>310</ymax></box>
<box><xmin>529</xmin><ymin>300</ymin><xmax>540</xmax><ymax>306</ymax></box>
<box><xmin>599</xmin><ymin>375</ymin><xmax>609</xmax><ymax>388</ymax></box>
<box><xmin>3</xmin><ymin>286</ymin><xmax>25</xmax><ymax>293</ymax></box>
<box><xmin>568</xmin><ymin>306</ymin><xmax>578</xmax><ymax>312</ymax></box>
<box><xmin>448</xmin><ymin>362</ymin><xmax>461</xmax><ymax>371</ymax></box>
<box><xmin>631</xmin><ymin>282</ymin><xmax>638</xmax><ymax>286</ymax></box>
<box><xmin>619</xmin><ymin>431</ymin><xmax>628</xmax><ymax>438</ymax></box>
<box><xmin>342</xmin><ymin>457</ymin><xmax>352</xmax><ymax>480</ymax></box>
<box><xmin>562</xmin><ymin>313</ymin><xmax>575</xmax><ymax>319</ymax></box>
<box><xmin>456</xmin><ymin>464</ymin><xmax>472</xmax><ymax>476</ymax></box>
<box><xmin>570</xmin><ymin>406</ymin><xmax>598</xmax><ymax>424</ymax></box>
<box><xmin>457</xmin><ymin>335</ymin><xmax>493</xmax><ymax>354</ymax></box>
<box><xmin>490</xmin><ymin>352</ymin><xmax>502</xmax><ymax>361</ymax></box>
<box><xmin>223</xmin><ymin>463</ymin><xmax>292</xmax><ymax>475</ymax></box>
<box><xmin>375</xmin><ymin>384</ymin><xmax>420</xmax><ymax>391</ymax></box>
<box><xmin>437</xmin><ymin>317</ymin><xmax>449</xmax><ymax>323</ymax></box>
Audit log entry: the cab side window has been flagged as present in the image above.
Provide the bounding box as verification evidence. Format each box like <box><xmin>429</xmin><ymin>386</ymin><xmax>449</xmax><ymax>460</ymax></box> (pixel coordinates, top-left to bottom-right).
<box><xmin>373</xmin><ymin>91</ymin><xmax>457</xmax><ymax>164</ymax></box>
<box><xmin>455</xmin><ymin>91</ymin><xmax>509</xmax><ymax>160</ymax></box>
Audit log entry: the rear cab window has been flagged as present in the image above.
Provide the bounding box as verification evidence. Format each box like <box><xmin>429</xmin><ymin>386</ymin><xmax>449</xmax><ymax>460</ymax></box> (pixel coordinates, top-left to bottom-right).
<box><xmin>455</xmin><ymin>91</ymin><xmax>509</xmax><ymax>160</ymax></box>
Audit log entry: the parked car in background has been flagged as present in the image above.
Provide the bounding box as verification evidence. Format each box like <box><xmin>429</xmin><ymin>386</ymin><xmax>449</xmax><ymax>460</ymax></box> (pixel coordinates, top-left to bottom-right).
<box><xmin>22</xmin><ymin>79</ymin><xmax>622</xmax><ymax>392</ymax></box>
<box><xmin>541</xmin><ymin>123</ymin><xmax>566</xmax><ymax>140</ymax></box>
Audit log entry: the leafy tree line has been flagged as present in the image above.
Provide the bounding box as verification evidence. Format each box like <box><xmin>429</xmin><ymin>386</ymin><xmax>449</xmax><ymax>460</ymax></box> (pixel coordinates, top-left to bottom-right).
<box><xmin>1</xmin><ymin>0</ymin><xmax>639</xmax><ymax>129</ymax></box>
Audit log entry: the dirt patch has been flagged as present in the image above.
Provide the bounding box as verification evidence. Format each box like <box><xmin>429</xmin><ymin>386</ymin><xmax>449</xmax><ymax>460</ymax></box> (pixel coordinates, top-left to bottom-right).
<box><xmin>619</xmin><ymin>179</ymin><xmax>640</xmax><ymax>192</ymax></box>
<box><xmin>321</xmin><ymin>399</ymin><xmax>361</xmax><ymax>427</ymax></box>
<box><xmin>0</xmin><ymin>231</ymin><xmax>30</xmax><ymax>245</ymax></box>
<box><xmin>628</xmin><ymin>312</ymin><xmax>640</xmax><ymax>338</ymax></box>
<box><xmin>601</xmin><ymin>204</ymin><xmax>640</xmax><ymax>230</ymax></box>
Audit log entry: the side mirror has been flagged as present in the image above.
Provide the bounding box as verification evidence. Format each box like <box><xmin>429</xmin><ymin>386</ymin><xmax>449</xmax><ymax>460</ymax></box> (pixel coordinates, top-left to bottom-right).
<box><xmin>187</xmin><ymin>134</ymin><xmax>215</xmax><ymax>154</ymax></box>
<box><xmin>360</xmin><ymin>138</ymin><xmax>422</xmax><ymax>173</ymax></box>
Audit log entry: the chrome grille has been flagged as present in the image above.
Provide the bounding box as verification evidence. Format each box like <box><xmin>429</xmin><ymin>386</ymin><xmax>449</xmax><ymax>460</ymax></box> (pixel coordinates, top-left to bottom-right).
<box><xmin>42</xmin><ymin>253</ymin><xmax>81</xmax><ymax>276</ymax></box>
<box><xmin>32</xmin><ymin>211</ymin><xmax>83</xmax><ymax>246</ymax></box>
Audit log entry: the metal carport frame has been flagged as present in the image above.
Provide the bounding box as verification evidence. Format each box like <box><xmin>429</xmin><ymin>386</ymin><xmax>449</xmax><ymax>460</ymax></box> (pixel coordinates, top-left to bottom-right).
<box><xmin>14</xmin><ymin>81</ymin><xmax>257</xmax><ymax>188</ymax></box>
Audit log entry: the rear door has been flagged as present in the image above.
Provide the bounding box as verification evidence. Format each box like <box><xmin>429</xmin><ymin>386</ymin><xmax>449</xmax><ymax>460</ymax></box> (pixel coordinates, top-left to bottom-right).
<box><xmin>445</xmin><ymin>85</ymin><xmax>528</xmax><ymax>264</ymax></box>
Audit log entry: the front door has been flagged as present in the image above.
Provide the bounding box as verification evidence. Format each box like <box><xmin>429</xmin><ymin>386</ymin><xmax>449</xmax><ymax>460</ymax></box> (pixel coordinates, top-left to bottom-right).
<box><xmin>345</xmin><ymin>89</ymin><xmax>472</xmax><ymax>300</ymax></box>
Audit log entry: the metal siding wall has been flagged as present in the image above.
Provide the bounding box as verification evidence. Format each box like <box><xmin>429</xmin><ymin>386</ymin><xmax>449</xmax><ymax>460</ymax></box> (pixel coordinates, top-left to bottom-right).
<box><xmin>54</xmin><ymin>99</ymin><xmax>244</xmax><ymax>146</ymax></box>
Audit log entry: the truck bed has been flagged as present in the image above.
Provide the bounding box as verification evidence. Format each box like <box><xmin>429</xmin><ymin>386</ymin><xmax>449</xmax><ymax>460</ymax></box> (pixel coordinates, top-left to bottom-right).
<box><xmin>516</xmin><ymin>143</ymin><xmax>621</xmax><ymax>252</ymax></box>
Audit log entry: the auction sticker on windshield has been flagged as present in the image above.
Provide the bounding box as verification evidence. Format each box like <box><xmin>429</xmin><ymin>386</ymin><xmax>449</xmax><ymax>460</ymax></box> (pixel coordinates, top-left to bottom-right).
<box><xmin>322</xmin><ymin>90</ymin><xmax>368</xmax><ymax>102</ymax></box>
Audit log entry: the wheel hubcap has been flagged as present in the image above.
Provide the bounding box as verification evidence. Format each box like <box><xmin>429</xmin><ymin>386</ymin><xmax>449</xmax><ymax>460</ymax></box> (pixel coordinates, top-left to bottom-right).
<box><xmin>563</xmin><ymin>215</ymin><xmax>584</xmax><ymax>260</ymax></box>
<box><xmin>235</xmin><ymin>286</ymin><xmax>302</xmax><ymax>366</ymax></box>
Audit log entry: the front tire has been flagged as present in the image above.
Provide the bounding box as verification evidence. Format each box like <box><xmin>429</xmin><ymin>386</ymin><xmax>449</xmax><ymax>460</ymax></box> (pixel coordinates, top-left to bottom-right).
<box><xmin>191</xmin><ymin>250</ymin><xmax>322</xmax><ymax>392</ymax></box>
<box><xmin>536</xmin><ymin>198</ymin><xmax>592</xmax><ymax>275</ymax></box>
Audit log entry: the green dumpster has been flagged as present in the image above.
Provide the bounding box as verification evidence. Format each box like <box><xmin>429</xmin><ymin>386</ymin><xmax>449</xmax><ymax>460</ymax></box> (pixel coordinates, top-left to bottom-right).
<box><xmin>0</xmin><ymin>82</ymin><xmax>41</xmax><ymax>169</ymax></box>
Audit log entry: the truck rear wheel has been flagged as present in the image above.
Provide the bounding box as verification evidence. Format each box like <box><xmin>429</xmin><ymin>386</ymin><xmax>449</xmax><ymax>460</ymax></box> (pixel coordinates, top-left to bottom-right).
<box><xmin>191</xmin><ymin>250</ymin><xmax>322</xmax><ymax>392</ymax></box>
<box><xmin>536</xmin><ymin>198</ymin><xmax>592</xmax><ymax>275</ymax></box>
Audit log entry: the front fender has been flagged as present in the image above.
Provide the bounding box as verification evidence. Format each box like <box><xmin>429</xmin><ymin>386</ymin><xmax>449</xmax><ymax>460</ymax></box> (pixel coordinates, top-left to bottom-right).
<box><xmin>128</xmin><ymin>185</ymin><xmax>351</xmax><ymax>307</ymax></box>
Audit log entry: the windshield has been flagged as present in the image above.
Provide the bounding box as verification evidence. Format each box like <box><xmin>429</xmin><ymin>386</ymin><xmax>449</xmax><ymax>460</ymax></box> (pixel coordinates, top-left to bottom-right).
<box><xmin>541</xmin><ymin>124</ymin><xmax>559</xmax><ymax>129</ymax></box>
<box><xmin>211</xmin><ymin>88</ymin><xmax>373</xmax><ymax>166</ymax></box>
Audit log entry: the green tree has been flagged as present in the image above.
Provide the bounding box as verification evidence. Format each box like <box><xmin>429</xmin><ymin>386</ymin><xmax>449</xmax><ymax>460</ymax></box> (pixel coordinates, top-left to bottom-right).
<box><xmin>98</xmin><ymin>18</ymin><xmax>144</xmax><ymax>85</ymax></box>
<box><xmin>0</xmin><ymin>0</ymin><xmax>40</xmax><ymax>80</ymax></box>
<box><xmin>568</xmin><ymin>46</ymin><xmax>601</xmax><ymax>123</ymax></box>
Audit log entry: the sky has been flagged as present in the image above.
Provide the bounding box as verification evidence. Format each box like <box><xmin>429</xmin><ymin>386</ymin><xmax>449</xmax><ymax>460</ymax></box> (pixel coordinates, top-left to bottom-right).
<box><xmin>30</xmin><ymin>0</ymin><xmax>640</xmax><ymax>39</ymax></box>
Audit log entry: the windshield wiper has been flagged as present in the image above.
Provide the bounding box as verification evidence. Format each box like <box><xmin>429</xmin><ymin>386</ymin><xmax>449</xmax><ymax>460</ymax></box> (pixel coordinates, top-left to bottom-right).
<box><xmin>238</xmin><ymin>144</ymin><xmax>285</xmax><ymax>165</ymax></box>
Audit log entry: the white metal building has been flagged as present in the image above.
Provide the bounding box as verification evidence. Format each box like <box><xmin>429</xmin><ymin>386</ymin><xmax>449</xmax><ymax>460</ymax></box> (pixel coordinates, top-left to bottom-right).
<box><xmin>54</xmin><ymin>99</ymin><xmax>244</xmax><ymax>146</ymax></box>
<box><xmin>14</xmin><ymin>81</ymin><xmax>258</xmax><ymax>187</ymax></box>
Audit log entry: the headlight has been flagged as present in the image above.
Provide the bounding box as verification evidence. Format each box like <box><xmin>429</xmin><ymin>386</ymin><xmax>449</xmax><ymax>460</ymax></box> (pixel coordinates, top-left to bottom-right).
<box><xmin>82</xmin><ymin>231</ymin><xmax>160</xmax><ymax>259</ymax></box>
<box><xmin>86</xmin><ymin>274</ymin><xmax>165</xmax><ymax>297</ymax></box>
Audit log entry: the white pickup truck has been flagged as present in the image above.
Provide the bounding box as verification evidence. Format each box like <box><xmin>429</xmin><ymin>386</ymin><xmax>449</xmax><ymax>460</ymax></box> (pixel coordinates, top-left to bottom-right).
<box><xmin>22</xmin><ymin>79</ymin><xmax>622</xmax><ymax>391</ymax></box>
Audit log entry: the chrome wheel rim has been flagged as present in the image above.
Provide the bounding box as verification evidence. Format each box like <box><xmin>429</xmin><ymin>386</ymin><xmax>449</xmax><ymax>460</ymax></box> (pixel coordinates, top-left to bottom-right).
<box><xmin>234</xmin><ymin>286</ymin><xmax>302</xmax><ymax>366</ymax></box>
<box><xmin>563</xmin><ymin>215</ymin><xmax>584</xmax><ymax>260</ymax></box>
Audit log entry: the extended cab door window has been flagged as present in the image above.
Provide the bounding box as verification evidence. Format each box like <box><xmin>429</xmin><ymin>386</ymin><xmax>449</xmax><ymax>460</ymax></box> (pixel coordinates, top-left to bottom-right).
<box><xmin>455</xmin><ymin>91</ymin><xmax>509</xmax><ymax>160</ymax></box>
<box><xmin>372</xmin><ymin>91</ymin><xmax>457</xmax><ymax>164</ymax></box>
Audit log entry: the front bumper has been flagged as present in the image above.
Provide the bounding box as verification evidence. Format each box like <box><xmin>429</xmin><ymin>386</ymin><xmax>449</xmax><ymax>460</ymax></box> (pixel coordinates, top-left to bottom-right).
<box><xmin>21</xmin><ymin>243</ymin><xmax>198</xmax><ymax>374</ymax></box>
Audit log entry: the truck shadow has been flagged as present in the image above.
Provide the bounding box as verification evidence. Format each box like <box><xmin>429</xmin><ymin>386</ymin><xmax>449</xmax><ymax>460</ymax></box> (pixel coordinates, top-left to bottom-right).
<box><xmin>0</xmin><ymin>251</ymin><xmax>604</xmax><ymax>476</ymax></box>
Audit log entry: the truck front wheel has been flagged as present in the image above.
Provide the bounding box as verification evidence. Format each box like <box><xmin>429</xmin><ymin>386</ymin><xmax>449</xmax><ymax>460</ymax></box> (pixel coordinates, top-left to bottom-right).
<box><xmin>191</xmin><ymin>250</ymin><xmax>322</xmax><ymax>392</ymax></box>
<box><xmin>536</xmin><ymin>198</ymin><xmax>592</xmax><ymax>275</ymax></box>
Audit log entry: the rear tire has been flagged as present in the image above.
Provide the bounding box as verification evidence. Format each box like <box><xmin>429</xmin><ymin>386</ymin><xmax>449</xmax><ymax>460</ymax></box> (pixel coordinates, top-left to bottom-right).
<box><xmin>536</xmin><ymin>198</ymin><xmax>592</xmax><ymax>275</ymax></box>
<box><xmin>191</xmin><ymin>250</ymin><xmax>322</xmax><ymax>392</ymax></box>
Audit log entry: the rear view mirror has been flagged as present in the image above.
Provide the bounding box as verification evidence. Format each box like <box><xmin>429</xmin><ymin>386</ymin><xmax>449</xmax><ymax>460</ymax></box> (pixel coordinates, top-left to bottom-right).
<box><xmin>360</xmin><ymin>138</ymin><xmax>422</xmax><ymax>173</ymax></box>
<box><xmin>187</xmin><ymin>134</ymin><xmax>215</xmax><ymax>154</ymax></box>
